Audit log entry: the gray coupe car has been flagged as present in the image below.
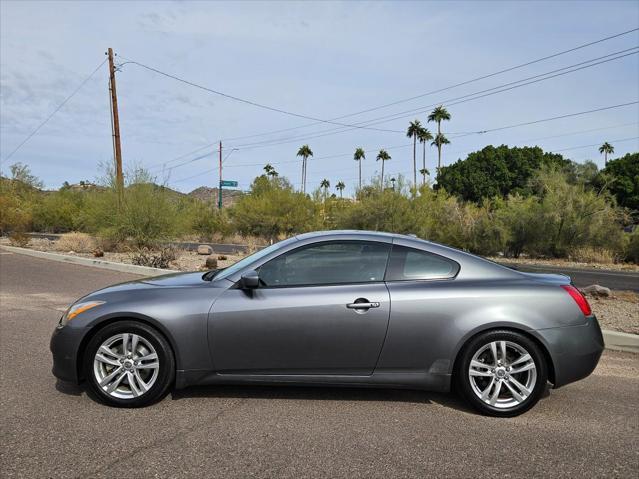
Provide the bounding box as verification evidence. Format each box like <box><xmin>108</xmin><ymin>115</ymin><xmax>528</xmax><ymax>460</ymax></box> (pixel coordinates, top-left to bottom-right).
<box><xmin>51</xmin><ymin>230</ymin><xmax>603</xmax><ymax>416</ymax></box>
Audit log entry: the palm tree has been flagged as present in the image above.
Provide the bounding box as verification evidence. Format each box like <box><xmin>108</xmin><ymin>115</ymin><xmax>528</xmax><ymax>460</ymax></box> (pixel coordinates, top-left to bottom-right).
<box><xmin>296</xmin><ymin>144</ymin><xmax>313</xmax><ymax>193</ymax></box>
<box><xmin>336</xmin><ymin>181</ymin><xmax>345</xmax><ymax>198</ymax></box>
<box><xmin>320</xmin><ymin>178</ymin><xmax>330</xmax><ymax>199</ymax></box>
<box><xmin>263</xmin><ymin>163</ymin><xmax>278</xmax><ymax>177</ymax></box>
<box><xmin>376</xmin><ymin>149</ymin><xmax>391</xmax><ymax>189</ymax></box>
<box><xmin>427</xmin><ymin>106</ymin><xmax>451</xmax><ymax>172</ymax></box>
<box><xmin>354</xmin><ymin>147</ymin><xmax>365</xmax><ymax>191</ymax></box>
<box><xmin>431</xmin><ymin>133</ymin><xmax>450</xmax><ymax>180</ymax></box>
<box><xmin>419</xmin><ymin>168</ymin><xmax>430</xmax><ymax>184</ymax></box>
<box><xmin>406</xmin><ymin>119</ymin><xmax>422</xmax><ymax>189</ymax></box>
<box><xmin>417</xmin><ymin>127</ymin><xmax>433</xmax><ymax>186</ymax></box>
<box><xmin>598</xmin><ymin>142</ymin><xmax>614</xmax><ymax>166</ymax></box>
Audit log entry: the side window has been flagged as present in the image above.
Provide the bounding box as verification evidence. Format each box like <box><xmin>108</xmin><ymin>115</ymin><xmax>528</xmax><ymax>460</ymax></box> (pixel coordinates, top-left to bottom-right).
<box><xmin>258</xmin><ymin>241</ymin><xmax>391</xmax><ymax>287</ymax></box>
<box><xmin>385</xmin><ymin>245</ymin><xmax>459</xmax><ymax>281</ymax></box>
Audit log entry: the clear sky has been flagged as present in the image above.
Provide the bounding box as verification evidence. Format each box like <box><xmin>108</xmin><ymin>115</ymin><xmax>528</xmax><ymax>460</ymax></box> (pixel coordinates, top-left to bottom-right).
<box><xmin>1</xmin><ymin>0</ymin><xmax>638</xmax><ymax>194</ymax></box>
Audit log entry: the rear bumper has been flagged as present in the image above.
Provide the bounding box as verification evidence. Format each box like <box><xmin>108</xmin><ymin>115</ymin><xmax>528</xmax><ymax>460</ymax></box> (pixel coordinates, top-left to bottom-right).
<box><xmin>536</xmin><ymin>316</ymin><xmax>604</xmax><ymax>388</ymax></box>
<box><xmin>50</xmin><ymin>324</ymin><xmax>86</xmax><ymax>384</ymax></box>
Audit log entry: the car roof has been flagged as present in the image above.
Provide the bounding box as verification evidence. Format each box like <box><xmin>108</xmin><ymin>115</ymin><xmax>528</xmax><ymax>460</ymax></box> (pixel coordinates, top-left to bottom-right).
<box><xmin>293</xmin><ymin>230</ymin><xmax>523</xmax><ymax>280</ymax></box>
<box><xmin>295</xmin><ymin>230</ymin><xmax>418</xmax><ymax>242</ymax></box>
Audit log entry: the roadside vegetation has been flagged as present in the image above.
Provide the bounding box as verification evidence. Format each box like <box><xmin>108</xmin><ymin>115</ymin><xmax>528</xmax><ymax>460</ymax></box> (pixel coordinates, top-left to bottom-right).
<box><xmin>1</xmin><ymin>144</ymin><xmax>637</xmax><ymax>265</ymax></box>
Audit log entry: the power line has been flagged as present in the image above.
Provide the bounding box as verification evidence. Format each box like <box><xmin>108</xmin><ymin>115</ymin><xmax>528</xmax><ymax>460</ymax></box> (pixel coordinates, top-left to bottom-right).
<box><xmin>1</xmin><ymin>58</ymin><xmax>108</xmax><ymax>164</ymax></box>
<box><xmin>552</xmin><ymin>136</ymin><xmax>638</xmax><ymax>152</ymax></box>
<box><xmin>164</xmin><ymin>48</ymin><xmax>639</xmax><ymax>175</ymax></box>
<box><xmin>166</xmin><ymin>100</ymin><xmax>639</xmax><ymax>179</ymax></box>
<box><xmin>117</xmin><ymin>57</ymin><xmax>403</xmax><ymax>134</ymax></box>
<box><xmin>222</xmin><ymin>48</ymin><xmax>639</xmax><ymax>150</ymax></box>
<box><xmin>218</xmin><ymin>27</ymin><xmax>639</xmax><ymax>143</ymax></box>
<box><xmin>459</xmin><ymin>101</ymin><xmax>639</xmax><ymax>136</ymax></box>
<box><xmin>150</xmin><ymin>38</ymin><xmax>639</xmax><ymax>172</ymax></box>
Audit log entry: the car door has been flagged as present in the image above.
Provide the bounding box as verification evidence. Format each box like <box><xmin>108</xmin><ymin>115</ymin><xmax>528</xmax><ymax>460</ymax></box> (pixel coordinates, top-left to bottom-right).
<box><xmin>208</xmin><ymin>240</ymin><xmax>391</xmax><ymax>375</ymax></box>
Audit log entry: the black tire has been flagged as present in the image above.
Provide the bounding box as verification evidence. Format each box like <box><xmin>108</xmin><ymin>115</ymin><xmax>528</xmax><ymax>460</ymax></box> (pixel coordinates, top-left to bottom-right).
<box><xmin>83</xmin><ymin>321</ymin><xmax>175</xmax><ymax>408</ymax></box>
<box><xmin>455</xmin><ymin>330</ymin><xmax>548</xmax><ymax>417</ymax></box>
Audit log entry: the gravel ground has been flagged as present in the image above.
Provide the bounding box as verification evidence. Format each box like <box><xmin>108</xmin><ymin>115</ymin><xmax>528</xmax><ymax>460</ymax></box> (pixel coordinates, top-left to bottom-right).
<box><xmin>0</xmin><ymin>237</ymin><xmax>243</xmax><ymax>272</ymax></box>
<box><xmin>491</xmin><ymin>255</ymin><xmax>639</xmax><ymax>272</ymax></box>
<box><xmin>587</xmin><ymin>292</ymin><xmax>639</xmax><ymax>335</ymax></box>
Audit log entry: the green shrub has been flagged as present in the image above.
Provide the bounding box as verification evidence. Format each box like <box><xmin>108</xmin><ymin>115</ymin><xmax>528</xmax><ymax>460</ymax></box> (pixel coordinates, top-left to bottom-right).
<box><xmin>528</xmin><ymin>167</ymin><xmax>624</xmax><ymax>258</ymax></box>
<box><xmin>78</xmin><ymin>184</ymin><xmax>179</xmax><ymax>247</ymax></box>
<box><xmin>625</xmin><ymin>229</ymin><xmax>639</xmax><ymax>264</ymax></box>
<box><xmin>31</xmin><ymin>189</ymin><xmax>83</xmax><ymax>233</ymax></box>
<box><xmin>229</xmin><ymin>175</ymin><xmax>319</xmax><ymax>241</ymax></box>
<box><xmin>336</xmin><ymin>189</ymin><xmax>415</xmax><ymax>234</ymax></box>
<box><xmin>0</xmin><ymin>191</ymin><xmax>32</xmax><ymax>235</ymax></box>
<box><xmin>495</xmin><ymin>195</ymin><xmax>542</xmax><ymax>258</ymax></box>
<box><xmin>183</xmin><ymin>200</ymin><xmax>230</xmax><ymax>240</ymax></box>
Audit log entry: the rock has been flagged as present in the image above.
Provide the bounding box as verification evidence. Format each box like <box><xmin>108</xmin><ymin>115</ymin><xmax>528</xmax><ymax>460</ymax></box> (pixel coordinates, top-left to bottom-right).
<box><xmin>92</xmin><ymin>248</ymin><xmax>104</xmax><ymax>258</ymax></box>
<box><xmin>581</xmin><ymin>284</ymin><xmax>611</xmax><ymax>297</ymax></box>
<box><xmin>205</xmin><ymin>256</ymin><xmax>218</xmax><ymax>269</ymax></box>
<box><xmin>197</xmin><ymin>244</ymin><xmax>213</xmax><ymax>255</ymax></box>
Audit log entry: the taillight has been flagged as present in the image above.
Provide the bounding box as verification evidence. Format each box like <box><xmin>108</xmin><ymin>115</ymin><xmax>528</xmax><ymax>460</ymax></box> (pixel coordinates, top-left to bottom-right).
<box><xmin>561</xmin><ymin>285</ymin><xmax>592</xmax><ymax>316</ymax></box>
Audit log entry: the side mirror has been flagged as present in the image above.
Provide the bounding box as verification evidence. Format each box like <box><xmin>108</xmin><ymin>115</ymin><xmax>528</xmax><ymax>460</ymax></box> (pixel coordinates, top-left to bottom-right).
<box><xmin>239</xmin><ymin>270</ymin><xmax>260</xmax><ymax>289</ymax></box>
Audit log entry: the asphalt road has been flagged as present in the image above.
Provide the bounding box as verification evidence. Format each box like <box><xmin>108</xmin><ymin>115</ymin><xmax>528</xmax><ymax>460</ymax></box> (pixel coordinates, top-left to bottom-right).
<box><xmin>502</xmin><ymin>263</ymin><xmax>639</xmax><ymax>292</ymax></box>
<box><xmin>1</xmin><ymin>252</ymin><xmax>638</xmax><ymax>478</ymax></box>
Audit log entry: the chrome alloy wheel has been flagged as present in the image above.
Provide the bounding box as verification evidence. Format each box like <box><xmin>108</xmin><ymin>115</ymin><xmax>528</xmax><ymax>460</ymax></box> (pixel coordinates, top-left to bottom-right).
<box><xmin>468</xmin><ymin>340</ymin><xmax>537</xmax><ymax>409</ymax></box>
<box><xmin>93</xmin><ymin>333</ymin><xmax>159</xmax><ymax>399</ymax></box>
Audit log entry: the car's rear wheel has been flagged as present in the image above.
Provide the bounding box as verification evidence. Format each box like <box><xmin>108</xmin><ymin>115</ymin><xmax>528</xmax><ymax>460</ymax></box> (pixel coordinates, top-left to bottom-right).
<box><xmin>456</xmin><ymin>330</ymin><xmax>548</xmax><ymax>417</ymax></box>
<box><xmin>83</xmin><ymin>321</ymin><xmax>175</xmax><ymax>407</ymax></box>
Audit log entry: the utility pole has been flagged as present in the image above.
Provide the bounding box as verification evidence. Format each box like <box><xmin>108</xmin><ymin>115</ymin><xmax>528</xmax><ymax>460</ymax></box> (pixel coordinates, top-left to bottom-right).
<box><xmin>107</xmin><ymin>48</ymin><xmax>124</xmax><ymax>203</ymax></box>
<box><xmin>218</xmin><ymin>141</ymin><xmax>223</xmax><ymax>209</ymax></box>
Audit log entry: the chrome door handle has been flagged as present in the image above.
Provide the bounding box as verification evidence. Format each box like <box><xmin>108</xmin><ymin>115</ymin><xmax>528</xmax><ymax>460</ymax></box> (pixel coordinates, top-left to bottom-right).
<box><xmin>346</xmin><ymin>302</ymin><xmax>380</xmax><ymax>309</ymax></box>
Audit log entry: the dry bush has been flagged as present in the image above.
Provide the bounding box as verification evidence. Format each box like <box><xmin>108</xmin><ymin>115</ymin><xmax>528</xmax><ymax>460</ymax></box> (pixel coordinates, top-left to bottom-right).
<box><xmin>569</xmin><ymin>247</ymin><xmax>617</xmax><ymax>264</ymax></box>
<box><xmin>245</xmin><ymin>236</ymin><xmax>261</xmax><ymax>254</ymax></box>
<box><xmin>55</xmin><ymin>232</ymin><xmax>97</xmax><ymax>253</ymax></box>
<box><xmin>131</xmin><ymin>246</ymin><xmax>177</xmax><ymax>269</ymax></box>
<box><xmin>8</xmin><ymin>231</ymin><xmax>30</xmax><ymax>247</ymax></box>
<box><xmin>212</xmin><ymin>232</ymin><xmax>265</xmax><ymax>246</ymax></box>
<box><xmin>94</xmin><ymin>236</ymin><xmax>121</xmax><ymax>253</ymax></box>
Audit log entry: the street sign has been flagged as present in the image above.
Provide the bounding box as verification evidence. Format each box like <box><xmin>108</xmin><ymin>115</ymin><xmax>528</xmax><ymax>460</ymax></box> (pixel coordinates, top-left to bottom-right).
<box><xmin>220</xmin><ymin>180</ymin><xmax>238</xmax><ymax>188</ymax></box>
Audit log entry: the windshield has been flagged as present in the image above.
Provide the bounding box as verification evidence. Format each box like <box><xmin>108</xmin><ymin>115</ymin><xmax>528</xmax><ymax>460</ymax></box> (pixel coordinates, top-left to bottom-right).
<box><xmin>214</xmin><ymin>237</ymin><xmax>298</xmax><ymax>281</ymax></box>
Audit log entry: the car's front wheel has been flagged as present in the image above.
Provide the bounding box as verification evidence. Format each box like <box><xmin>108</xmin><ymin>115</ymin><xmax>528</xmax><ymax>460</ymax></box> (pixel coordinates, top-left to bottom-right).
<box><xmin>83</xmin><ymin>321</ymin><xmax>175</xmax><ymax>407</ymax></box>
<box><xmin>456</xmin><ymin>330</ymin><xmax>548</xmax><ymax>417</ymax></box>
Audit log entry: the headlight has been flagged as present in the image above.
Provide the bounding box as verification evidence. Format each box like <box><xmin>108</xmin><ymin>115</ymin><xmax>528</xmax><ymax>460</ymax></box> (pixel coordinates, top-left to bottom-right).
<box><xmin>59</xmin><ymin>301</ymin><xmax>105</xmax><ymax>327</ymax></box>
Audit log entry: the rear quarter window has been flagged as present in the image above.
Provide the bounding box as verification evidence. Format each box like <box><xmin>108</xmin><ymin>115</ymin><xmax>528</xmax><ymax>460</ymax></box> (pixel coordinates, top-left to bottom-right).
<box><xmin>385</xmin><ymin>245</ymin><xmax>459</xmax><ymax>281</ymax></box>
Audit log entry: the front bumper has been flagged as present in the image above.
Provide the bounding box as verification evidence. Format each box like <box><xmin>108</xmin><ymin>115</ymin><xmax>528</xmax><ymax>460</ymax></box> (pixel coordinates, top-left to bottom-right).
<box><xmin>536</xmin><ymin>315</ymin><xmax>604</xmax><ymax>388</ymax></box>
<box><xmin>50</xmin><ymin>324</ymin><xmax>87</xmax><ymax>384</ymax></box>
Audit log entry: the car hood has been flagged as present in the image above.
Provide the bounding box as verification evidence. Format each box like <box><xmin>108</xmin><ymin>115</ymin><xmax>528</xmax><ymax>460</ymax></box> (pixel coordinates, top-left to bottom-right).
<box><xmin>86</xmin><ymin>271</ymin><xmax>212</xmax><ymax>296</ymax></box>
<box><xmin>140</xmin><ymin>271</ymin><xmax>210</xmax><ymax>287</ymax></box>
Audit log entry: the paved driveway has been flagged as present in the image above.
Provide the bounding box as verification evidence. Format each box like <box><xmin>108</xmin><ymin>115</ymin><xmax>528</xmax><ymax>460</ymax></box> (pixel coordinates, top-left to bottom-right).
<box><xmin>1</xmin><ymin>251</ymin><xmax>638</xmax><ymax>478</ymax></box>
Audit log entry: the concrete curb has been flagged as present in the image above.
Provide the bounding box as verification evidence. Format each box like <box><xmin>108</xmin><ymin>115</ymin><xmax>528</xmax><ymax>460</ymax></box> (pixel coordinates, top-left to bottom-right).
<box><xmin>0</xmin><ymin>245</ymin><xmax>174</xmax><ymax>277</ymax></box>
<box><xmin>602</xmin><ymin>330</ymin><xmax>639</xmax><ymax>354</ymax></box>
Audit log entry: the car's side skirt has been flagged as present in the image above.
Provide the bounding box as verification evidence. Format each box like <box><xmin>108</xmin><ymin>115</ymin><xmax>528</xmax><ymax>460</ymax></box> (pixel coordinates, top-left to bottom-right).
<box><xmin>175</xmin><ymin>369</ymin><xmax>451</xmax><ymax>392</ymax></box>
